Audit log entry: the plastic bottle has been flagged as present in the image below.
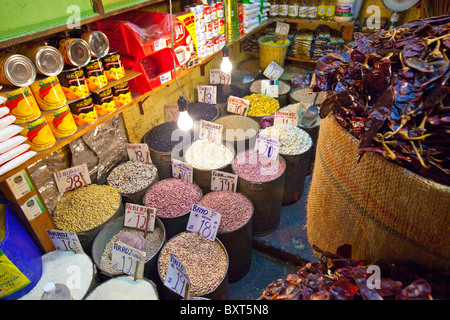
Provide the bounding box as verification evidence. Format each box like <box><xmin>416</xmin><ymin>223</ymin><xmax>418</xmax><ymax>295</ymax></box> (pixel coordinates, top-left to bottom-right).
<box><xmin>299</xmin><ymin>0</ymin><xmax>309</xmax><ymax>20</ymax></box>
<box><xmin>269</xmin><ymin>0</ymin><xmax>279</xmax><ymax>17</ymax></box>
<box><xmin>308</xmin><ymin>0</ymin><xmax>318</xmax><ymax>20</ymax></box>
<box><xmin>288</xmin><ymin>0</ymin><xmax>299</xmax><ymax>18</ymax></box>
<box><xmin>278</xmin><ymin>0</ymin><xmax>289</xmax><ymax>17</ymax></box>
<box><xmin>41</xmin><ymin>282</ymin><xmax>72</xmax><ymax>300</ymax></box>
<box><xmin>325</xmin><ymin>0</ymin><xmax>336</xmax><ymax>21</ymax></box>
<box><xmin>334</xmin><ymin>0</ymin><xmax>355</xmax><ymax>23</ymax></box>
<box><xmin>318</xmin><ymin>0</ymin><xmax>327</xmax><ymax>20</ymax></box>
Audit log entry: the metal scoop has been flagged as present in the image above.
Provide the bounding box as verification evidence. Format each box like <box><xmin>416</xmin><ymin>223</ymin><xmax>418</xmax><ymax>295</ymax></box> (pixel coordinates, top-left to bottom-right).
<box><xmin>301</xmin><ymin>93</ymin><xmax>319</xmax><ymax>127</ymax></box>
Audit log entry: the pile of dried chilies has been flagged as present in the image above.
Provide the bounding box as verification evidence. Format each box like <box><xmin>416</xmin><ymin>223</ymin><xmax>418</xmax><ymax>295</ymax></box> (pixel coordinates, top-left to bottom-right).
<box><xmin>261</xmin><ymin>244</ymin><xmax>449</xmax><ymax>300</ymax></box>
<box><xmin>311</xmin><ymin>15</ymin><xmax>450</xmax><ymax>185</ymax></box>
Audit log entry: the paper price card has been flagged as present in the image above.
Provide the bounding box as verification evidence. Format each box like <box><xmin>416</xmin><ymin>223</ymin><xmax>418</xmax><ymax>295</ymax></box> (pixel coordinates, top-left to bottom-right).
<box><xmin>227</xmin><ymin>95</ymin><xmax>250</xmax><ymax>116</ymax></box>
<box><xmin>172</xmin><ymin>158</ymin><xmax>193</xmax><ymax>184</ymax></box>
<box><xmin>164</xmin><ymin>104</ymin><xmax>179</xmax><ymax>122</ymax></box>
<box><xmin>263</xmin><ymin>61</ymin><xmax>284</xmax><ymax>80</ymax></box>
<box><xmin>274</xmin><ymin>110</ymin><xmax>298</xmax><ymax>127</ymax></box>
<box><xmin>211</xmin><ymin>170</ymin><xmax>238</xmax><ymax>192</ymax></box>
<box><xmin>164</xmin><ymin>254</ymin><xmax>190</xmax><ymax>299</ymax></box>
<box><xmin>255</xmin><ymin>134</ymin><xmax>280</xmax><ymax>160</ymax></box>
<box><xmin>200</xmin><ymin>119</ymin><xmax>223</xmax><ymax>145</ymax></box>
<box><xmin>111</xmin><ymin>241</ymin><xmax>146</xmax><ymax>277</ymax></box>
<box><xmin>53</xmin><ymin>164</ymin><xmax>91</xmax><ymax>193</ymax></box>
<box><xmin>160</xmin><ymin>71</ymin><xmax>172</xmax><ymax>85</ymax></box>
<box><xmin>124</xmin><ymin>203</ymin><xmax>156</xmax><ymax>232</ymax></box>
<box><xmin>46</xmin><ymin>229</ymin><xmax>84</xmax><ymax>253</ymax></box>
<box><xmin>261</xmin><ymin>80</ymin><xmax>279</xmax><ymax>98</ymax></box>
<box><xmin>198</xmin><ymin>85</ymin><xmax>217</xmax><ymax>104</ymax></box>
<box><xmin>275</xmin><ymin>22</ymin><xmax>290</xmax><ymax>40</ymax></box>
<box><xmin>127</xmin><ymin>143</ymin><xmax>151</xmax><ymax>163</ymax></box>
<box><xmin>210</xmin><ymin>69</ymin><xmax>231</xmax><ymax>84</ymax></box>
<box><xmin>187</xmin><ymin>204</ymin><xmax>221</xmax><ymax>241</ymax></box>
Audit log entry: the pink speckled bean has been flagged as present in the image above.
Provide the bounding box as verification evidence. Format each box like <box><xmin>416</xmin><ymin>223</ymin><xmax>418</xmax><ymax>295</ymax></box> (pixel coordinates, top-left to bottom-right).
<box><xmin>143</xmin><ymin>178</ymin><xmax>202</xmax><ymax>218</ymax></box>
<box><xmin>232</xmin><ymin>149</ymin><xmax>285</xmax><ymax>182</ymax></box>
<box><xmin>198</xmin><ymin>191</ymin><xmax>253</xmax><ymax>233</ymax></box>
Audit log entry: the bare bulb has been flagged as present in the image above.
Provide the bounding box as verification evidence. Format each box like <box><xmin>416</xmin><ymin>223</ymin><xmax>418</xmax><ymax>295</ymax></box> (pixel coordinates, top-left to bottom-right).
<box><xmin>177</xmin><ymin>110</ymin><xmax>193</xmax><ymax>131</ymax></box>
<box><xmin>220</xmin><ymin>56</ymin><xmax>232</xmax><ymax>74</ymax></box>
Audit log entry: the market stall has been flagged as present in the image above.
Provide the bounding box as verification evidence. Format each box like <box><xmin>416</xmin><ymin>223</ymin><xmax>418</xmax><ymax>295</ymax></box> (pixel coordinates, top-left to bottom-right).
<box><xmin>0</xmin><ymin>0</ymin><xmax>449</xmax><ymax>303</ymax></box>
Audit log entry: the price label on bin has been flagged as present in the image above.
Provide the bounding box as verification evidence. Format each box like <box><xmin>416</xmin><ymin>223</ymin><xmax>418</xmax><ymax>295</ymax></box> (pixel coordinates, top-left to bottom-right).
<box><xmin>164</xmin><ymin>254</ymin><xmax>190</xmax><ymax>299</ymax></box>
<box><xmin>172</xmin><ymin>158</ymin><xmax>193</xmax><ymax>183</ymax></box>
<box><xmin>111</xmin><ymin>241</ymin><xmax>146</xmax><ymax>277</ymax></box>
<box><xmin>255</xmin><ymin>134</ymin><xmax>280</xmax><ymax>160</ymax></box>
<box><xmin>211</xmin><ymin>170</ymin><xmax>238</xmax><ymax>192</ymax></box>
<box><xmin>200</xmin><ymin>119</ymin><xmax>223</xmax><ymax>145</ymax></box>
<box><xmin>127</xmin><ymin>143</ymin><xmax>151</xmax><ymax>163</ymax></box>
<box><xmin>263</xmin><ymin>61</ymin><xmax>284</xmax><ymax>80</ymax></box>
<box><xmin>46</xmin><ymin>229</ymin><xmax>84</xmax><ymax>253</ymax></box>
<box><xmin>227</xmin><ymin>95</ymin><xmax>250</xmax><ymax>116</ymax></box>
<box><xmin>198</xmin><ymin>85</ymin><xmax>217</xmax><ymax>104</ymax></box>
<box><xmin>124</xmin><ymin>203</ymin><xmax>156</xmax><ymax>232</ymax></box>
<box><xmin>164</xmin><ymin>104</ymin><xmax>179</xmax><ymax>122</ymax></box>
<box><xmin>53</xmin><ymin>164</ymin><xmax>91</xmax><ymax>193</ymax></box>
<box><xmin>210</xmin><ymin>69</ymin><xmax>231</xmax><ymax>84</ymax></box>
<box><xmin>187</xmin><ymin>204</ymin><xmax>221</xmax><ymax>241</ymax></box>
<box><xmin>275</xmin><ymin>22</ymin><xmax>290</xmax><ymax>40</ymax></box>
<box><xmin>261</xmin><ymin>80</ymin><xmax>279</xmax><ymax>98</ymax></box>
<box><xmin>274</xmin><ymin>110</ymin><xmax>298</xmax><ymax>126</ymax></box>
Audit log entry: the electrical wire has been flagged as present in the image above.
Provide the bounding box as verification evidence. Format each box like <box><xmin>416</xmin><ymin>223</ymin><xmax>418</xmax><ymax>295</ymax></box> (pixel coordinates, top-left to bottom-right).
<box><xmin>169</xmin><ymin>0</ymin><xmax>183</xmax><ymax>98</ymax></box>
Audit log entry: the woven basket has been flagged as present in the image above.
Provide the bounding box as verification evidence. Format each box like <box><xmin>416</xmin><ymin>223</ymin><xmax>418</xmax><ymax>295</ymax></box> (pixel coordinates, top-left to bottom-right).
<box><xmin>307</xmin><ymin>114</ymin><xmax>450</xmax><ymax>270</ymax></box>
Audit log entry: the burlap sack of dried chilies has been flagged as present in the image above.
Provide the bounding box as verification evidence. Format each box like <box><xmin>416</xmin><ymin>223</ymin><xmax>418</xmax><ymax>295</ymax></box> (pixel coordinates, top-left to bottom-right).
<box><xmin>307</xmin><ymin>15</ymin><xmax>450</xmax><ymax>271</ymax></box>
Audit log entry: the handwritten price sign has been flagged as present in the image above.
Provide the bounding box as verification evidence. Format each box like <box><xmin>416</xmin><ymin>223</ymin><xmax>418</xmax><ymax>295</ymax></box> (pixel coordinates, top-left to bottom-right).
<box><xmin>274</xmin><ymin>110</ymin><xmax>298</xmax><ymax>127</ymax></box>
<box><xmin>124</xmin><ymin>203</ymin><xmax>156</xmax><ymax>232</ymax></box>
<box><xmin>127</xmin><ymin>143</ymin><xmax>151</xmax><ymax>163</ymax></box>
<box><xmin>198</xmin><ymin>85</ymin><xmax>217</xmax><ymax>104</ymax></box>
<box><xmin>53</xmin><ymin>164</ymin><xmax>91</xmax><ymax>193</ymax></box>
<box><xmin>263</xmin><ymin>61</ymin><xmax>284</xmax><ymax>80</ymax></box>
<box><xmin>172</xmin><ymin>158</ymin><xmax>193</xmax><ymax>183</ymax></box>
<box><xmin>227</xmin><ymin>95</ymin><xmax>250</xmax><ymax>116</ymax></box>
<box><xmin>210</xmin><ymin>69</ymin><xmax>231</xmax><ymax>84</ymax></box>
<box><xmin>164</xmin><ymin>254</ymin><xmax>190</xmax><ymax>299</ymax></box>
<box><xmin>187</xmin><ymin>204</ymin><xmax>221</xmax><ymax>241</ymax></box>
<box><xmin>200</xmin><ymin>119</ymin><xmax>223</xmax><ymax>145</ymax></box>
<box><xmin>255</xmin><ymin>134</ymin><xmax>280</xmax><ymax>160</ymax></box>
<box><xmin>164</xmin><ymin>104</ymin><xmax>179</xmax><ymax>122</ymax></box>
<box><xmin>275</xmin><ymin>22</ymin><xmax>290</xmax><ymax>40</ymax></box>
<box><xmin>46</xmin><ymin>229</ymin><xmax>83</xmax><ymax>253</ymax></box>
<box><xmin>111</xmin><ymin>241</ymin><xmax>146</xmax><ymax>277</ymax></box>
<box><xmin>211</xmin><ymin>170</ymin><xmax>238</xmax><ymax>192</ymax></box>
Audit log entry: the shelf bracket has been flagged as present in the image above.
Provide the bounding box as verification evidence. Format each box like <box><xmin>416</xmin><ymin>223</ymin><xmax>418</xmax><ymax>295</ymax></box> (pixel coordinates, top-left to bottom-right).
<box><xmin>91</xmin><ymin>0</ymin><xmax>105</xmax><ymax>14</ymax></box>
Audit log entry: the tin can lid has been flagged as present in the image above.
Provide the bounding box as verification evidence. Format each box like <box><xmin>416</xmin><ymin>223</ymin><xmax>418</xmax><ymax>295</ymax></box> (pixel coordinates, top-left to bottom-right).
<box><xmin>3</xmin><ymin>54</ymin><xmax>36</xmax><ymax>87</ymax></box>
<box><xmin>35</xmin><ymin>46</ymin><xmax>64</xmax><ymax>77</ymax></box>
<box><xmin>87</xmin><ymin>31</ymin><xmax>110</xmax><ymax>58</ymax></box>
<box><xmin>67</xmin><ymin>39</ymin><xmax>91</xmax><ymax>67</ymax></box>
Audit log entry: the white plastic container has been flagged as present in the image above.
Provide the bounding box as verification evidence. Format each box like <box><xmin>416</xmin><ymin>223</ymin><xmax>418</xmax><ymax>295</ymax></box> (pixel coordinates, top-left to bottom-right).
<box><xmin>334</xmin><ymin>0</ymin><xmax>355</xmax><ymax>22</ymax></box>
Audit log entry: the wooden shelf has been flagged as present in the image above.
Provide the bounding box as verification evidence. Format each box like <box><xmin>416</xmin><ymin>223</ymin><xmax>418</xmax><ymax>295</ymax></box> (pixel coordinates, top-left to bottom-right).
<box><xmin>284</xmin><ymin>18</ymin><xmax>355</xmax><ymax>27</ymax></box>
<box><xmin>0</xmin><ymin>0</ymin><xmax>166</xmax><ymax>50</ymax></box>
<box><xmin>286</xmin><ymin>56</ymin><xmax>317</xmax><ymax>63</ymax></box>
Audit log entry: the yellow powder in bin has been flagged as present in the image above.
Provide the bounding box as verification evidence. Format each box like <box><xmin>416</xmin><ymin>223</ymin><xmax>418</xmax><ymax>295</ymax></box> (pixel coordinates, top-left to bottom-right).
<box><xmin>0</xmin><ymin>203</ymin><xmax>6</xmax><ymax>243</ymax></box>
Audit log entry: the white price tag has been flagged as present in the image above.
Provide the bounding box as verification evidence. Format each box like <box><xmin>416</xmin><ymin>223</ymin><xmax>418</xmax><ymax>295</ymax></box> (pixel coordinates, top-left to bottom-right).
<box><xmin>172</xmin><ymin>158</ymin><xmax>193</xmax><ymax>183</ymax></box>
<box><xmin>53</xmin><ymin>164</ymin><xmax>91</xmax><ymax>193</ymax></box>
<box><xmin>227</xmin><ymin>95</ymin><xmax>250</xmax><ymax>116</ymax></box>
<box><xmin>274</xmin><ymin>110</ymin><xmax>299</xmax><ymax>127</ymax></box>
<box><xmin>124</xmin><ymin>203</ymin><xmax>156</xmax><ymax>232</ymax></box>
<box><xmin>261</xmin><ymin>80</ymin><xmax>279</xmax><ymax>98</ymax></box>
<box><xmin>211</xmin><ymin>170</ymin><xmax>238</xmax><ymax>192</ymax></box>
<box><xmin>164</xmin><ymin>254</ymin><xmax>190</xmax><ymax>299</ymax></box>
<box><xmin>187</xmin><ymin>204</ymin><xmax>221</xmax><ymax>241</ymax></box>
<box><xmin>255</xmin><ymin>134</ymin><xmax>280</xmax><ymax>160</ymax></box>
<box><xmin>200</xmin><ymin>119</ymin><xmax>223</xmax><ymax>145</ymax></box>
<box><xmin>111</xmin><ymin>241</ymin><xmax>146</xmax><ymax>277</ymax></box>
<box><xmin>210</xmin><ymin>69</ymin><xmax>231</xmax><ymax>84</ymax></box>
<box><xmin>154</xmin><ymin>38</ymin><xmax>167</xmax><ymax>51</ymax></box>
<box><xmin>198</xmin><ymin>85</ymin><xmax>217</xmax><ymax>104</ymax></box>
<box><xmin>127</xmin><ymin>143</ymin><xmax>151</xmax><ymax>163</ymax></box>
<box><xmin>164</xmin><ymin>104</ymin><xmax>179</xmax><ymax>122</ymax></box>
<box><xmin>160</xmin><ymin>71</ymin><xmax>172</xmax><ymax>85</ymax></box>
<box><xmin>275</xmin><ymin>22</ymin><xmax>290</xmax><ymax>39</ymax></box>
<box><xmin>46</xmin><ymin>229</ymin><xmax>84</xmax><ymax>253</ymax></box>
<box><xmin>263</xmin><ymin>61</ymin><xmax>284</xmax><ymax>80</ymax></box>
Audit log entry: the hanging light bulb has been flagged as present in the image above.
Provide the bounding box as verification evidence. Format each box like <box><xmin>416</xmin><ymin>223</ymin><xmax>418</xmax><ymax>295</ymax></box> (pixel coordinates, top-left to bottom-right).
<box><xmin>220</xmin><ymin>46</ymin><xmax>232</xmax><ymax>73</ymax></box>
<box><xmin>176</xmin><ymin>96</ymin><xmax>193</xmax><ymax>131</ymax></box>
